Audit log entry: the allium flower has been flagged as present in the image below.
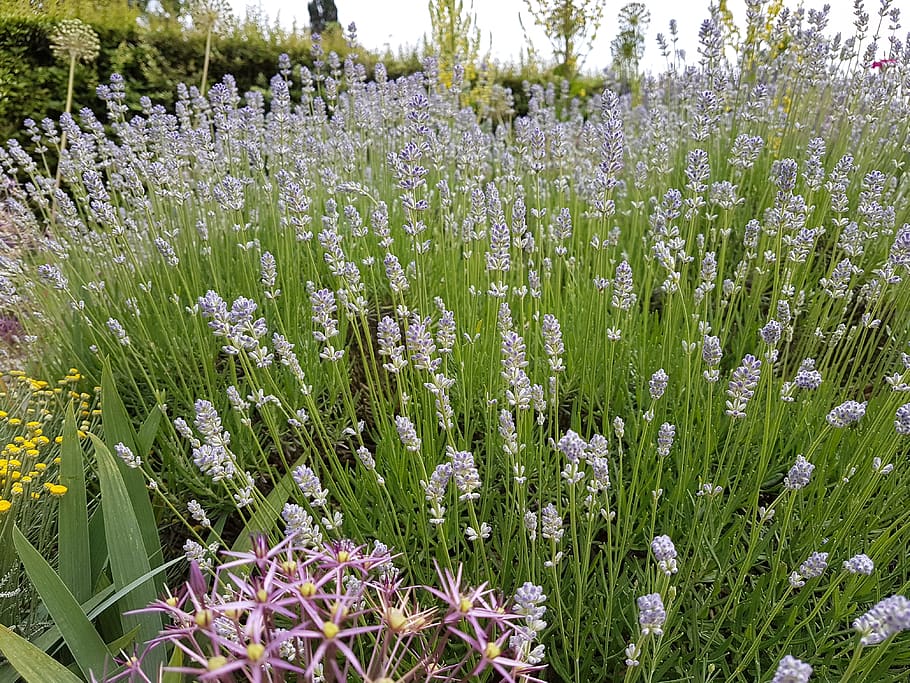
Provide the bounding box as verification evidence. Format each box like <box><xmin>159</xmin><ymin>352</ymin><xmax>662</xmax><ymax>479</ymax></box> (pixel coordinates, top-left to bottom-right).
<box><xmin>637</xmin><ymin>593</ymin><xmax>666</xmax><ymax>636</ymax></box>
<box><xmin>843</xmin><ymin>553</ymin><xmax>874</xmax><ymax>575</ymax></box>
<box><xmin>770</xmin><ymin>655</ymin><xmax>813</xmax><ymax>683</ymax></box>
<box><xmin>50</xmin><ymin>19</ymin><xmax>101</xmax><ymax>63</ymax></box>
<box><xmin>651</xmin><ymin>535</ymin><xmax>678</xmax><ymax>575</ymax></box>
<box><xmin>784</xmin><ymin>454</ymin><xmax>814</xmax><ymax>491</ymax></box>
<box><xmin>826</xmin><ymin>400</ymin><xmax>866</xmax><ymax>427</ymax></box>
<box><xmin>853</xmin><ymin>595</ymin><xmax>910</xmax><ymax>645</ymax></box>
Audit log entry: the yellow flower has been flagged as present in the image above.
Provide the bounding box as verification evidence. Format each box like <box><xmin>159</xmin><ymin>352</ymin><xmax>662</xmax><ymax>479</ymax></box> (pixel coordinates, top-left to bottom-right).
<box><xmin>20</xmin><ymin>475</ymin><xmax>32</xmax><ymax>484</ymax></box>
<box><xmin>0</xmin><ymin>499</ymin><xmax>11</xmax><ymax>513</ymax></box>
<box><xmin>45</xmin><ymin>483</ymin><xmax>67</xmax><ymax>497</ymax></box>
<box><xmin>11</xmin><ymin>482</ymin><xmax>23</xmax><ymax>495</ymax></box>
<box><xmin>31</xmin><ymin>492</ymin><xmax>40</xmax><ymax>500</ymax></box>
<box><xmin>35</xmin><ymin>436</ymin><xmax>49</xmax><ymax>445</ymax></box>
<box><xmin>26</xmin><ymin>421</ymin><xmax>40</xmax><ymax>430</ymax></box>
<box><xmin>0</xmin><ymin>411</ymin><xmax>7</xmax><ymax>418</ymax></box>
<box><xmin>25</xmin><ymin>449</ymin><xmax>39</xmax><ymax>457</ymax></box>
<box><xmin>54</xmin><ymin>436</ymin><xmax>63</xmax><ymax>444</ymax></box>
<box><xmin>8</xmin><ymin>418</ymin><xmax>21</xmax><ymax>425</ymax></box>
<box><xmin>35</xmin><ymin>463</ymin><xmax>47</xmax><ymax>471</ymax></box>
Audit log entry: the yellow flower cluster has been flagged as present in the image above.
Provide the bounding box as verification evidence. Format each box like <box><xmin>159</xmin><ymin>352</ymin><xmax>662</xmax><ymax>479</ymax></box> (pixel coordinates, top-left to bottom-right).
<box><xmin>0</xmin><ymin>369</ymin><xmax>99</xmax><ymax>519</ymax></box>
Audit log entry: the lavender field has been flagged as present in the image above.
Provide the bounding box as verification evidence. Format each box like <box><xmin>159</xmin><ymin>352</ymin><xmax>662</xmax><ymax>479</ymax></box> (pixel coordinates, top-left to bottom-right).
<box><xmin>0</xmin><ymin>2</ymin><xmax>909</xmax><ymax>682</ymax></box>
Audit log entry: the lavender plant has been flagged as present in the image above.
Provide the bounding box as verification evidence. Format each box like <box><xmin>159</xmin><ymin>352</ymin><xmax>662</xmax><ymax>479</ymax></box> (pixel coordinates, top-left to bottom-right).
<box><xmin>2</xmin><ymin>2</ymin><xmax>910</xmax><ymax>680</ymax></box>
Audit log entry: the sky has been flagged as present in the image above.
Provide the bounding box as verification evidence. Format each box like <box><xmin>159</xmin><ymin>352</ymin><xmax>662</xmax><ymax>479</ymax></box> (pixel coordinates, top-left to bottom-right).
<box><xmin>226</xmin><ymin>0</ymin><xmax>864</xmax><ymax>74</ymax></box>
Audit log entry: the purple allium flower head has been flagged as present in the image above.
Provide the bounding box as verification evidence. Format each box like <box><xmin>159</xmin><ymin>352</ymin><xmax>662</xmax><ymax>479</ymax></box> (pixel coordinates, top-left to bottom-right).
<box><xmin>770</xmin><ymin>655</ymin><xmax>813</xmax><ymax>683</ymax></box>
<box><xmin>853</xmin><ymin>595</ymin><xmax>910</xmax><ymax>645</ymax></box>
<box><xmin>784</xmin><ymin>454</ymin><xmax>814</xmax><ymax>491</ymax></box>
<box><xmin>844</xmin><ymin>553</ymin><xmax>874</xmax><ymax>575</ymax></box>
<box><xmin>826</xmin><ymin>400</ymin><xmax>866</xmax><ymax>427</ymax></box>
<box><xmin>637</xmin><ymin>593</ymin><xmax>666</xmax><ymax>636</ymax></box>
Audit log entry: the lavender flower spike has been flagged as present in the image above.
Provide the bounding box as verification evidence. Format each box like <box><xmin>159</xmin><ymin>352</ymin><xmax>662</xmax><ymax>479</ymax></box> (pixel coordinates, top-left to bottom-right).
<box><xmin>770</xmin><ymin>655</ymin><xmax>812</xmax><ymax>683</ymax></box>
<box><xmin>853</xmin><ymin>595</ymin><xmax>910</xmax><ymax>645</ymax></box>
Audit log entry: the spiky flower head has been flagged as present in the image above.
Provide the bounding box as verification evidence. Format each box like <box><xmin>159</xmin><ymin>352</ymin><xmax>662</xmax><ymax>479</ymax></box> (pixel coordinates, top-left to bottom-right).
<box><xmin>50</xmin><ymin>20</ymin><xmax>100</xmax><ymax>64</ymax></box>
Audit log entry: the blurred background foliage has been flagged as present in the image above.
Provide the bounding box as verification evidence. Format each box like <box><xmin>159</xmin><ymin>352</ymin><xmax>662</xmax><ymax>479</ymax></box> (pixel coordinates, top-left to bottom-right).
<box><xmin>0</xmin><ymin>0</ymin><xmax>610</xmax><ymax>144</ymax></box>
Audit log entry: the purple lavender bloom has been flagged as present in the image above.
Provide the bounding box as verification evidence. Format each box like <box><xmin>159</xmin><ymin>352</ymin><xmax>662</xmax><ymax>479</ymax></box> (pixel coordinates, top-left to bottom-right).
<box><xmin>794</xmin><ymin>358</ymin><xmax>822</xmax><ymax>390</ymax></box>
<box><xmin>725</xmin><ymin>355</ymin><xmax>761</xmax><ymax>418</ymax></box>
<box><xmin>656</xmin><ymin>422</ymin><xmax>675</xmax><ymax>457</ymax></box>
<box><xmin>760</xmin><ymin>319</ymin><xmax>781</xmax><ymax>346</ymax></box>
<box><xmin>895</xmin><ymin>403</ymin><xmax>910</xmax><ymax>435</ymax></box>
<box><xmin>853</xmin><ymin>595</ymin><xmax>910</xmax><ymax>645</ymax></box>
<box><xmin>770</xmin><ymin>655</ymin><xmax>812</xmax><ymax>683</ymax></box>
<box><xmin>556</xmin><ymin>430</ymin><xmax>586</xmax><ymax>463</ymax></box>
<box><xmin>447</xmin><ymin>446</ymin><xmax>481</xmax><ymax>501</ymax></box>
<box><xmin>826</xmin><ymin>400</ymin><xmax>866</xmax><ymax>427</ymax></box>
<box><xmin>651</xmin><ymin>535</ymin><xmax>678</xmax><ymax>575</ymax></box>
<box><xmin>395</xmin><ymin>415</ymin><xmax>421</xmax><ymax>452</ymax></box>
<box><xmin>784</xmin><ymin>454</ymin><xmax>814</xmax><ymax>491</ymax></box>
<box><xmin>843</xmin><ymin>554</ymin><xmax>874</xmax><ymax>575</ymax></box>
<box><xmin>637</xmin><ymin>593</ymin><xmax>666</xmax><ymax>636</ymax></box>
<box><xmin>649</xmin><ymin>369</ymin><xmax>669</xmax><ymax>400</ymax></box>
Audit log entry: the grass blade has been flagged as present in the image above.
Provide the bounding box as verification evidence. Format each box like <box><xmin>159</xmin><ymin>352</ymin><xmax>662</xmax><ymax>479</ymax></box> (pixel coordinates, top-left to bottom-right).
<box><xmin>0</xmin><ymin>625</ymin><xmax>83</xmax><ymax>683</ymax></box>
<box><xmin>90</xmin><ymin>432</ymin><xmax>164</xmax><ymax>675</ymax></box>
<box><xmin>136</xmin><ymin>404</ymin><xmax>162</xmax><ymax>458</ymax></box>
<box><xmin>101</xmin><ymin>360</ymin><xmax>161</xmax><ymax>564</ymax></box>
<box><xmin>12</xmin><ymin>527</ymin><xmax>112</xmax><ymax>680</ymax></box>
<box><xmin>57</xmin><ymin>402</ymin><xmax>91</xmax><ymax>603</ymax></box>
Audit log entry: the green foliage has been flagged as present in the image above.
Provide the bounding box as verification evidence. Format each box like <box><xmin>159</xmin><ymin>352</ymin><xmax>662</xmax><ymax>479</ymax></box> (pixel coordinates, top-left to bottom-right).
<box><xmin>307</xmin><ymin>0</ymin><xmax>337</xmax><ymax>34</ymax></box>
<box><xmin>427</xmin><ymin>0</ymin><xmax>482</xmax><ymax>87</ymax></box>
<box><xmin>521</xmin><ymin>0</ymin><xmax>605</xmax><ymax>76</ymax></box>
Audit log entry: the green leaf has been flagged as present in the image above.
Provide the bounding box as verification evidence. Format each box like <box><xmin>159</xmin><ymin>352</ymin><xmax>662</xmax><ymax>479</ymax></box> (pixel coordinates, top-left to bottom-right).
<box><xmin>136</xmin><ymin>404</ymin><xmax>162</xmax><ymax>458</ymax></box>
<box><xmin>101</xmin><ymin>360</ymin><xmax>161</xmax><ymax>564</ymax></box>
<box><xmin>231</xmin><ymin>455</ymin><xmax>306</xmax><ymax>552</ymax></box>
<box><xmin>105</xmin><ymin>625</ymin><xmax>140</xmax><ymax>654</ymax></box>
<box><xmin>88</xmin><ymin>503</ymin><xmax>108</xmax><ymax>589</ymax></box>
<box><xmin>0</xmin><ymin>625</ymin><xmax>83</xmax><ymax>683</ymax></box>
<box><xmin>90</xmin><ymin>433</ymin><xmax>165</xmax><ymax>675</ymax></box>
<box><xmin>162</xmin><ymin>645</ymin><xmax>185</xmax><ymax>683</ymax></box>
<box><xmin>12</xmin><ymin>527</ymin><xmax>111</xmax><ymax>680</ymax></box>
<box><xmin>58</xmin><ymin>403</ymin><xmax>91</xmax><ymax>603</ymax></box>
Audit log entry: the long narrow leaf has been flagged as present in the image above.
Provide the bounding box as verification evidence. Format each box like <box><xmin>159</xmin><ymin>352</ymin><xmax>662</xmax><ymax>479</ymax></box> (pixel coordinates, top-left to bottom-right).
<box><xmin>231</xmin><ymin>455</ymin><xmax>306</xmax><ymax>552</ymax></box>
<box><xmin>101</xmin><ymin>360</ymin><xmax>161</xmax><ymax>563</ymax></box>
<box><xmin>11</xmin><ymin>528</ymin><xmax>111</xmax><ymax>680</ymax></box>
<box><xmin>0</xmin><ymin>625</ymin><xmax>83</xmax><ymax>683</ymax></box>
<box><xmin>58</xmin><ymin>403</ymin><xmax>91</xmax><ymax>603</ymax></box>
<box><xmin>136</xmin><ymin>404</ymin><xmax>162</xmax><ymax>458</ymax></box>
<box><xmin>91</xmin><ymin>433</ymin><xmax>165</xmax><ymax>675</ymax></box>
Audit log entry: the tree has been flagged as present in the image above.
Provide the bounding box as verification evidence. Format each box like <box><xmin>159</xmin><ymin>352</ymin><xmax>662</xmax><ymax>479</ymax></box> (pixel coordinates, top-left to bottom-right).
<box><xmin>521</xmin><ymin>0</ymin><xmax>604</xmax><ymax>77</ymax></box>
<box><xmin>308</xmin><ymin>0</ymin><xmax>338</xmax><ymax>34</ymax></box>
<box><xmin>427</xmin><ymin>0</ymin><xmax>482</xmax><ymax>87</ymax></box>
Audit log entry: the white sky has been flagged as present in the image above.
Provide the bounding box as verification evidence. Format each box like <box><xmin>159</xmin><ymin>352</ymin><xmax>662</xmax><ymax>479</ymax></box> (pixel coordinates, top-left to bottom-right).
<box><xmin>228</xmin><ymin>0</ymin><xmax>867</xmax><ymax>74</ymax></box>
